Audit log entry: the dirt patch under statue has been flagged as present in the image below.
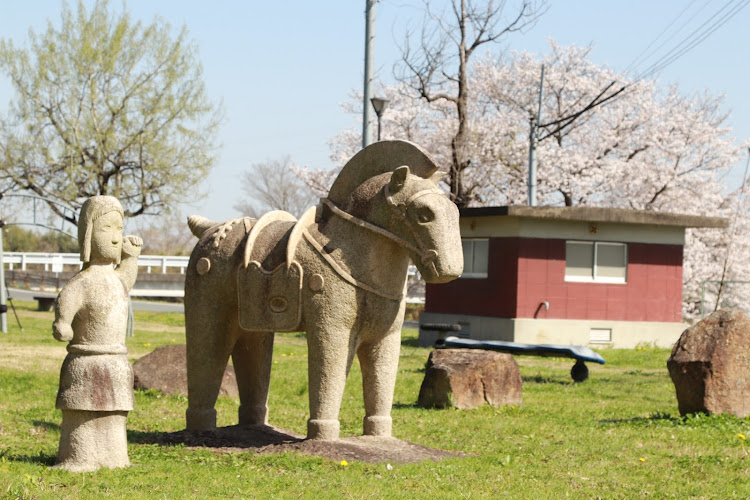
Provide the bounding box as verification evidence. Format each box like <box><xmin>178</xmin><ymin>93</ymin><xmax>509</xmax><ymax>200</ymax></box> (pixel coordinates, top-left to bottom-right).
<box><xmin>134</xmin><ymin>425</ymin><xmax>465</xmax><ymax>464</ymax></box>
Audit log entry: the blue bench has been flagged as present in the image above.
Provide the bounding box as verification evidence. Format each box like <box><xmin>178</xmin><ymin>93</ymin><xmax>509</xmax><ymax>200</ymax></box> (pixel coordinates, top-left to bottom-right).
<box><xmin>438</xmin><ymin>336</ymin><xmax>605</xmax><ymax>382</ymax></box>
<box><xmin>421</xmin><ymin>322</ymin><xmax>605</xmax><ymax>382</ymax></box>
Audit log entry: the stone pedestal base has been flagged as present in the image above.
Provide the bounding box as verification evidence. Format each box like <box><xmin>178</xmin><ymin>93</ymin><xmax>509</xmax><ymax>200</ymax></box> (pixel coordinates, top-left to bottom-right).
<box><xmin>54</xmin><ymin>410</ymin><xmax>129</xmax><ymax>473</ymax></box>
<box><xmin>186</xmin><ymin>407</ymin><xmax>217</xmax><ymax>430</ymax></box>
<box><xmin>307</xmin><ymin>418</ymin><xmax>340</xmax><ymax>440</ymax></box>
<box><xmin>239</xmin><ymin>404</ymin><xmax>269</xmax><ymax>427</ymax></box>
<box><xmin>363</xmin><ymin>415</ymin><xmax>392</xmax><ymax>436</ymax></box>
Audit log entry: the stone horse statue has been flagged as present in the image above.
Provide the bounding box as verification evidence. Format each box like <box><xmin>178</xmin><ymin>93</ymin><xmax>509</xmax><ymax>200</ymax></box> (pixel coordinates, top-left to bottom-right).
<box><xmin>184</xmin><ymin>140</ymin><xmax>463</xmax><ymax>440</ymax></box>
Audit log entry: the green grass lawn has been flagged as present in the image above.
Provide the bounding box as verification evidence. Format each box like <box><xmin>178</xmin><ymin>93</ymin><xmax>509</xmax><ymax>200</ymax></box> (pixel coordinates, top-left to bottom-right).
<box><xmin>1</xmin><ymin>300</ymin><xmax>749</xmax><ymax>498</ymax></box>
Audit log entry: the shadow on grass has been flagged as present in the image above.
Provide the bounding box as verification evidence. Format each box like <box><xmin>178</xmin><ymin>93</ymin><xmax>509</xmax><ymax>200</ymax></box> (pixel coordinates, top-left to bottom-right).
<box><xmin>401</xmin><ymin>337</ymin><xmax>422</xmax><ymax>348</ymax></box>
<box><xmin>32</xmin><ymin>420</ymin><xmax>60</xmax><ymax>432</ymax></box>
<box><xmin>599</xmin><ymin>412</ymin><xmax>681</xmax><ymax>425</ymax></box>
<box><xmin>128</xmin><ymin>425</ymin><xmax>303</xmax><ymax>449</ymax></box>
<box><xmin>0</xmin><ymin>448</ymin><xmax>56</xmax><ymax>466</ymax></box>
<box><xmin>392</xmin><ymin>402</ymin><xmax>422</xmax><ymax>410</ymax></box>
<box><xmin>522</xmin><ymin>375</ymin><xmax>570</xmax><ymax>385</ymax></box>
<box><xmin>623</xmin><ymin>370</ymin><xmax>662</xmax><ymax>377</ymax></box>
<box><xmin>402</xmin><ymin>366</ymin><xmax>427</xmax><ymax>374</ymax></box>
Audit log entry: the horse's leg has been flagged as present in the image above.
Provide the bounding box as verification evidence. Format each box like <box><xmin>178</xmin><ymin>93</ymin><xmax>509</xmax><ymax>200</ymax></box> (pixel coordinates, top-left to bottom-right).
<box><xmin>232</xmin><ymin>331</ymin><xmax>275</xmax><ymax>427</ymax></box>
<box><xmin>306</xmin><ymin>328</ymin><xmax>357</xmax><ymax>440</ymax></box>
<box><xmin>185</xmin><ymin>303</ymin><xmax>235</xmax><ymax>431</ymax></box>
<box><xmin>357</xmin><ymin>324</ymin><xmax>402</xmax><ymax>437</ymax></box>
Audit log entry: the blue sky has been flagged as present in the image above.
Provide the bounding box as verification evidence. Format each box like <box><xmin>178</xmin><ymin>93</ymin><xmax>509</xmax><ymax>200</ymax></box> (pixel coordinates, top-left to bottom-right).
<box><xmin>1</xmin><ymin>1</ymin><xmax>748</xmax><ymax>222</ymax></box>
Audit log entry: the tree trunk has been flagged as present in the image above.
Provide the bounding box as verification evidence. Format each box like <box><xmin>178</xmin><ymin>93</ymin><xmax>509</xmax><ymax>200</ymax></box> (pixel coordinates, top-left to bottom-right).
<box><xmin>451</xmin><ymin>0</ymin><xmax>469</xmax><ymax>208</ymax></box>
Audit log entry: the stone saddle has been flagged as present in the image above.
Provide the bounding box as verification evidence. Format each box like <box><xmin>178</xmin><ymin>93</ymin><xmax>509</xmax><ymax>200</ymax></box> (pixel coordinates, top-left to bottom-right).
<box><xmin>237</xmin><ymin>207</ymin><xmax>316</xmax><ymax>332</ymax></box>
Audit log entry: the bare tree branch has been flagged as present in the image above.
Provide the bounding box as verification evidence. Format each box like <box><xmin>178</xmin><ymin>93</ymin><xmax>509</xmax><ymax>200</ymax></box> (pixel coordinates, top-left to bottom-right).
<box><xmin>395</xmin><ymin>0</ymin><xmax>546</xmax><ymax>206</ymax></box>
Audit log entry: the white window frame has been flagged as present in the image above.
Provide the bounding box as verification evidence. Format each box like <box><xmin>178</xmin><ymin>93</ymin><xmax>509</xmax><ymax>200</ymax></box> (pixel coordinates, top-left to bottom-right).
<box><xmin>460</xmin><ymin>238</ymin><xmax>489</xmax><ymax>279</ymax></box>
<box><xmin>565</xmin><ymin>241</ymin><xmax>627</xmax><ymax>284</ymax></box>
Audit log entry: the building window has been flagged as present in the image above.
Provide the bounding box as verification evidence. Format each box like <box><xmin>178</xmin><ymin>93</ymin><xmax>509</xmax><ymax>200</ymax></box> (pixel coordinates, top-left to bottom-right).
<box><xmin>565</xmin><ymin>241</ymin><xmax>627</xmax><ymax>283</ymax></box>
<box><xmin>461</xmin><ymin>238</ymin><xmax>489</xmax><ymax>278</ymax></box>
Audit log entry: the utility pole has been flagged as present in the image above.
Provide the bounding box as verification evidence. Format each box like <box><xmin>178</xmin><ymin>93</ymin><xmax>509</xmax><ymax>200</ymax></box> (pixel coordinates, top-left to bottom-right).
<box><xmin>362</xmin><ymin>0</ymin><xmax>377</xmax><ymax>148</ymax></box>
<box><xmin>528</xmin><ymin>65</ymin><xmax>544</xmax><ymax>206</ymax></box>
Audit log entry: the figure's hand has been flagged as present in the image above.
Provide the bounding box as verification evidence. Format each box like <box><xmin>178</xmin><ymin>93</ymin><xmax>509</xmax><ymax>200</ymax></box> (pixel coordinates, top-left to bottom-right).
<box><xmin>122</xmin><ymin>235</ymin><xmax>143</xmax><ymax>257</ymax></box>
<box><xmin>53</xmin><ymin>321</ymin><xmax>73</xmax><ymax>342</ymax></box>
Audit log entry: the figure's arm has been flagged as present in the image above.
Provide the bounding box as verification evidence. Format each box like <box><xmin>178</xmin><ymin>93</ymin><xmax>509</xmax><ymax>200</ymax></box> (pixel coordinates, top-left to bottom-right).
<box><xmin>116</xmin><ymin>235</ymin><xmax>143</xmax><ymax>291</ymax></box>
<box><xmin>53</xmin><ymin>280</ymin><xmax>83</xmax><ymax>342</ymax></box>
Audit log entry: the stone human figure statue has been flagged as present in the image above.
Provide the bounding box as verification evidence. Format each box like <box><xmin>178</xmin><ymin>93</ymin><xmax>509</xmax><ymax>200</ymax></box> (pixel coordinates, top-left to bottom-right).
<box><xmin>52</xmin><ymin>196</ymin><xmax>142</xmax><ymax>472</ymax></box>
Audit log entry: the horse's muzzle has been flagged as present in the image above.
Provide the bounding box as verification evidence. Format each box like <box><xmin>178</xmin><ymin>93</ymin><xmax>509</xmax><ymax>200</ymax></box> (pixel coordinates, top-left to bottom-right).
<box><xmin>420</xmin><ymin>249</ymin><xmax>463</xmax><ymax>284</ymax></box>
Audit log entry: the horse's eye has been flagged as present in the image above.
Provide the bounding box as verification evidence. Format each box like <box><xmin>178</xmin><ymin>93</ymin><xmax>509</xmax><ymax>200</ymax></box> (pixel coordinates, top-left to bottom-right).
<box><xmin>417</xmin><ymin>207</ymin><xmax>434</xmax><ymax>224</ymax></box>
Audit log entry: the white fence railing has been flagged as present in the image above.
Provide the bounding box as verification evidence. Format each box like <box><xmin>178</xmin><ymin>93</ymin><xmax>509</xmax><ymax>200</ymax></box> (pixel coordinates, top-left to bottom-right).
<box><xmin>2</xmin><ymin>252</ymin><xmax>425</xmax><ymax>302</ymax></box>
<box><xmin>3</xmin><ymin>252</ymin><xmax>421</xmax><ymax>277</ymax></box>
<box><xmin>3</xmin><ymin>252</ymin><xmax>190</xmax><ymax>274</ymax></box>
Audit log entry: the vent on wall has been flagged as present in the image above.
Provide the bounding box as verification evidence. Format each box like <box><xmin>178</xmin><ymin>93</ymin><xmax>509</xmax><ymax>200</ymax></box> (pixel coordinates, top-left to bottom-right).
<box><xmin>589</xmin><ymin>328</ymin><xmax>612</xmax><ymax>344</ymax></box>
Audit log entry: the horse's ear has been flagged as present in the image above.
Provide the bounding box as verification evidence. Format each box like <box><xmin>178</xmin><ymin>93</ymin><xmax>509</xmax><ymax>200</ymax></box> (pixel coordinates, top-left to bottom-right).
<box><xmin>430</xmin><ymin>170</ymin><xmax>448</xmax><ymax>185</ymax></box>
<box><xmin>390</xmin><ymin>165</ymin><xmax>410</xmax><ymax>193</ymax></box>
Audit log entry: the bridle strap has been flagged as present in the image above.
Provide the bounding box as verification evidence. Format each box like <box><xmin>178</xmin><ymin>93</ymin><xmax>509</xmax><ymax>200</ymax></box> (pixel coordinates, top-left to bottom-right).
<box><xmin>385</xmin><ymin>185</ymin><xmax>443</xmax><ymax>207</ymax></box>
<box><xmin>314</xmin><ymin>187</ymin><xmax>444</xmax><ymax>299</ymax></box>
<box><xmin>302</xmin><ymin>229</ymin><xmax>405</xmax><ymax>301</ymax></box>
<box><xmin>320</xmin><ymin>197</ymin><xmax>427</xmax><ymax>259</ymax></box>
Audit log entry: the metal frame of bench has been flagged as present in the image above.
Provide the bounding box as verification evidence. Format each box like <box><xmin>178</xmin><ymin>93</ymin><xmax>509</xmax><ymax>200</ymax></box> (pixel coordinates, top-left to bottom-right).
<box><xmin>421</xmin><ymin>322</ymin><xmax>605</xmax><ymax>382</ymax></box>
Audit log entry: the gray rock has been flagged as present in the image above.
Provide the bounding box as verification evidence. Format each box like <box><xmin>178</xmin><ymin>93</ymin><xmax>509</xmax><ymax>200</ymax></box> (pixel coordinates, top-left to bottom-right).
<box><xmin>133</xmin><ymin>344</ymin><xmax>238</xmax><ymax>398</ymax></box>
<box><xmin>418</xmin><ymin>349</ymin><xmax>522</xmax><ymax>409</ymax></box>
<box><xmin>667</xmin><ymin>308</ymin><xmax>750</xmax><ymax>417</ymax></box>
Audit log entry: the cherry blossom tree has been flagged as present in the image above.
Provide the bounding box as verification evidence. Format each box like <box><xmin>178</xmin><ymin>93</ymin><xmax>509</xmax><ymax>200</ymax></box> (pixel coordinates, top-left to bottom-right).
<box><xmin>313</xmin><ymin>41</ymin><xmax>747</xmax><ymax>320</ymax></box>
<box><xmin>395</xmin><ymin>0</ymin><xmax>546</xmax><ymax>206</ymax></box>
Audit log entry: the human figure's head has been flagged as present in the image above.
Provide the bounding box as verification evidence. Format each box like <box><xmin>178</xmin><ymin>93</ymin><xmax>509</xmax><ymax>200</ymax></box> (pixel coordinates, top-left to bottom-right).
<box><xmin>78</xmin><ymin>196</ymin><xmax>125</xmax><ymax>264</ymax></box>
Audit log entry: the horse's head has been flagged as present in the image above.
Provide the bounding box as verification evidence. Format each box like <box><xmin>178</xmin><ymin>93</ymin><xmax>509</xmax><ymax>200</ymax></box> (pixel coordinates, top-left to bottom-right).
<box><xmin>378</xmin><ymin>165</ymin><xmax>463</xmax><ymax>283</ymax></box>
<box><xmin>322</xmin><ymin>140</ymin><xmax>463</xmax><ymax>285</ymax></box>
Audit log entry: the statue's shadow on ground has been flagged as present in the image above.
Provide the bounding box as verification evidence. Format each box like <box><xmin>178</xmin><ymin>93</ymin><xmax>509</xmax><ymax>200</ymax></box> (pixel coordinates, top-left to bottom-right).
<box><xmin>32</xmin><ymin>420</ymin><xmax>60</xmax><ymax>432</ymax></box>
<box><xmin>1</xmin><ymin>449</ymin><xmax>56</xmax><ymax>466</ymax></box>
<box><xmin>1</xmin><ymin>421</ymin><xmax>59</xmax><ymax>466</ymax></box>
<box><xmin>598</xmin><ymin>413</ymin><xmax>681</xmax><ymax>425</ymax></box>
<box><xmin>130</xmin><ymin>424</ymin><xmax>465</xmax><ymax>464</ymax></box>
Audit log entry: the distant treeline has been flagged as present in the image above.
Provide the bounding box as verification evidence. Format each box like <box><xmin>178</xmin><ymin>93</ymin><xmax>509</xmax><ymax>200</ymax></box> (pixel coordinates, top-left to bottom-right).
<box><xmin>2</xmin><ymin>225</ymin><xmax>78</xmax><ymax>253</ymax></box>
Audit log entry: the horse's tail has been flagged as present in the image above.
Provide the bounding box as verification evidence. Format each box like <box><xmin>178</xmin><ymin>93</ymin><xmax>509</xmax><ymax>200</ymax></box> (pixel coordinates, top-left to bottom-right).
<box><xmin>187</xmin><ymin>215</ymin><xmax>217</xmax><ymax>238</ymax></box>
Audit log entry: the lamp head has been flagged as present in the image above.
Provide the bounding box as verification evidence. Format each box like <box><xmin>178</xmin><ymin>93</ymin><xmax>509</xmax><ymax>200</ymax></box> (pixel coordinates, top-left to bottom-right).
<box><xmin>370</xmin><ymin>97</ymin><xmax>389</xmax><ymax>117</ymax></box>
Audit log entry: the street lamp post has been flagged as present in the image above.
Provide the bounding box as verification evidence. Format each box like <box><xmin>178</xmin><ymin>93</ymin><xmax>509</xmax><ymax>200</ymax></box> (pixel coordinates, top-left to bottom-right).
<box><xmin>370</xmin><ymin>97</ymin><xmax>389</xmax><ymax>141</ymax></box>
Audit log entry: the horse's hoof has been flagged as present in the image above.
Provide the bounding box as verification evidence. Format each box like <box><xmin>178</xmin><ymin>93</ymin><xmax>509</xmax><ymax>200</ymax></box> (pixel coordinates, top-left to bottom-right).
<box><xmin>239</xmin><ymin>404</ymin><xmax>269</xmax><ymax>427</ymax></box>
<box><xmin>306</xmin><ymin>419</ymin><xmax>340</xmax><ymax>440</ymax></box>
<box><xmin>185</xmin><ymin>408</ymin><xmax>217</xmax><ymax>430</ymax></box>
<box><xmin>363</xmin><ymin>415</ymin><xmax>392</xmax><ymax>436</ymax></box>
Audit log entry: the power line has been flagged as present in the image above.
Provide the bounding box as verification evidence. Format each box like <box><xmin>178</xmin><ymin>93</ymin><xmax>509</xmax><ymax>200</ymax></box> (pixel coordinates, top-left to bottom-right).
<box><xmin>623</xmin><ymin>0</ymin><xmax>708</xmax><ymax>75</ymax></box>
<box><xmin>541</xmin><ymin>0</ymin><xmax>750</xmax><ymax>139</ymax></box>
<box><xmin>635</xmin><ymin>0</ymin><xmax>750</xmax><ymax>80</ymax></box>
<box><xmin>638</xmin><ymin>0</ymin><xmax>750</xmax><ymax>79</ymax></box>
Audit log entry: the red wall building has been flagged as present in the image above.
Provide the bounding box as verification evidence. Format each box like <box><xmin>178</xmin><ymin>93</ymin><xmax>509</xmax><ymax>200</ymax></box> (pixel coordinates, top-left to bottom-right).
<box><xmin>420</xmin><ymin>206</ymin><xmax>726</xmax><ymax>348</ymax></box>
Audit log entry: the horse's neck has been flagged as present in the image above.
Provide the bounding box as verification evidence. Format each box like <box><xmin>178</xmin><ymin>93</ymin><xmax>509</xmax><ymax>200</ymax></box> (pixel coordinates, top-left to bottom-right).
<box><xmin>315</xmin><ymin>214</ymin><xmax>411</xmax><ymax>297</ymax></box>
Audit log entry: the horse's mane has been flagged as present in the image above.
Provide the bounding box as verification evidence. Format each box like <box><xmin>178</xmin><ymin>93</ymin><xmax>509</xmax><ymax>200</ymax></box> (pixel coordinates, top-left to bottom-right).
<box><xmin>327</xmin><ymin>140</ymin><xmax>440</xmax><ymax>206</ymax></box>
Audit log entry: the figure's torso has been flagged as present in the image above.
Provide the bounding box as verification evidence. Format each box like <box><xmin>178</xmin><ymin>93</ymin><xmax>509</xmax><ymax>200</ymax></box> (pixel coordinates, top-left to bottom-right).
<box><xmin>69</xmin><ymin>266</ymin><xmax>129</xmax><ymax>346</ymax></box>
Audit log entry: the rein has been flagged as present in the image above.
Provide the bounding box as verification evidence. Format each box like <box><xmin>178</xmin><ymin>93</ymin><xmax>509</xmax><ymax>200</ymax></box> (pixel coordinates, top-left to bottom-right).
<box><xmin>306</xmin><ymin>186</ymin><xmax>443</xmax><ymax>301</ymax></box>
<box><xmin>319</xmin><ymin>187</ymin><xmax>442</xmax><ymax>267</ymax></box>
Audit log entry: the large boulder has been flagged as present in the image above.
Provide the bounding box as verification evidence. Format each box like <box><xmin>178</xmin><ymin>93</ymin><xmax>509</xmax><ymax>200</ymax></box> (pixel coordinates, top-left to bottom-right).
<box><xmin>418</xmin><ymin>349</ymin><xmax>522</xmax><ymax>409</ymax></box>
<box><xmin>667</xmin><ymin>309</ymin><xmax>750</xmax><ymax>417</ymax></box>
<box><xmin>133</xmin><ymin>344</ymin><xmax>238</xmax><ymax>398</ymax></box>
